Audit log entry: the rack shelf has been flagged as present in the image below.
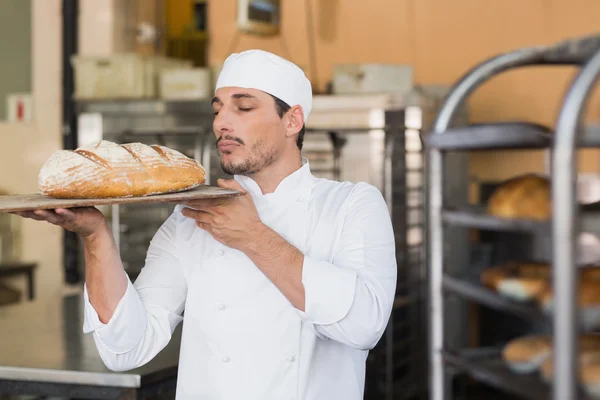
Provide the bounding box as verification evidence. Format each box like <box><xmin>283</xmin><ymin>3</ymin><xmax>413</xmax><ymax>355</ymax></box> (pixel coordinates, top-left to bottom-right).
<box><xmin>442</xmin><ymin>208</ymin><xmax>547</xmax><ymax>234</ymax></box>
<box><xmin>424</xmin><ymin>123</ymin><xmax>551</xmax><ymax>150</ymax></box>
<box><xmin>442</xmin><ymin>274</ymin><xmax>547</xmax><ymax>321</ymax></box>
<box><xmin>443</xmin><ymin>206</ymin><xmax>600</xmax><ymax>238</ymax></box>
<box><xmin>444</xmin><ymin>349</ymin><xmax>598</xmax><ymax>400</ymax></box>
<box><xmin>444</xmin><ymin>349</ymin><xmax>549</xmax><ymax>400</ymax></box>
<box><xmin>424</xmin><ymin>123</ymin><xmax>600</xmax><ymax>151</ymax></box>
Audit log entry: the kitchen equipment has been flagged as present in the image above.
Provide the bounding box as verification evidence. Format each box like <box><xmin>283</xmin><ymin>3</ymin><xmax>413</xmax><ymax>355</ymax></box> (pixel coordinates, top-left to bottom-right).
<box><xmin>159</xmin><ymin>67</ymin><xmax>212</xmax><ymax>100</ymax></box>
<box><xmin>71</xmin><ymin>54</ymin><xmax>192</xmax><ymax>99</ymax></box>
<box><xmin>332</xmin><ymin>64</ymin><xmax>414</xmax><ymax>95</ymax></box>
<box><xmin>425</xmin><ymin>34</ymin><xmax>600</xmax><ymax>400</ymax></box>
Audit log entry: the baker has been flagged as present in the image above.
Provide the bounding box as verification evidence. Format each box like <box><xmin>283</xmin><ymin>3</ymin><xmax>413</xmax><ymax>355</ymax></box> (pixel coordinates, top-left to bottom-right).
<box><xmin>16</xmin><ymin>49</ymin><xmax>397</xmax><ymax>399</ymax></box>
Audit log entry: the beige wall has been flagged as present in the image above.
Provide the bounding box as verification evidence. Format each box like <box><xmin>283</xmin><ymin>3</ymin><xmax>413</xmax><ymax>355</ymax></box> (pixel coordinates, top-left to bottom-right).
<box><xmin>208</xmin><ymin>0</ymin><xmax>600</xmax><ymax>182</ymax></box>
<box><xmin>0</xmin><ymin>0</ymin><xmax>63</xmax><ymax>299</ymax></box>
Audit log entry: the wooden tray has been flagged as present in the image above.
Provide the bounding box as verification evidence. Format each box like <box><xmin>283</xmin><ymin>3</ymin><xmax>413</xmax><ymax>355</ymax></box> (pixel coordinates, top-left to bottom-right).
<box><xmin>0</xmin><ymin>185</ymin><xmax>244</xmax><ymax>213</ymax></box>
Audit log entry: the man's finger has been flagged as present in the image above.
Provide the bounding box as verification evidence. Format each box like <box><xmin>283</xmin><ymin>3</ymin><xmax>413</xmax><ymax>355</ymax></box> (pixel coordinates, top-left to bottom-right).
<box><xmin>55</xmin><ymin>208</ymin><xmax>78</xmax><ymax>223</ymax></box>
<box><xmin>195</xmin><ymin>220</ymin><xmax>210</xmax><ymax>231</ymax></box>
<box><xmin>181</xmin><ymin>200</ymin><xmax>223</xmax><ymax>212</ymax></box>
<box><xmin>35</xmin><ymin>210</ymin><xmax>66</xmax><ymax>226</ymax></box>
<box><xmin>25</xmin><ymin>210</ymin><xmax>50</xmax><ymax>221</ymax></box>
<box><xmin>181</xmin><ymin>207</ymin><xmax>212</xmax><ymax>222</ymax></box>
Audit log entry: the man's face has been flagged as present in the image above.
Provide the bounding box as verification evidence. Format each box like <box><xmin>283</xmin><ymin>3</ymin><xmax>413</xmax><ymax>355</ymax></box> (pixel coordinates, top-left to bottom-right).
<box><xmin>211</xmin><ymin>87</ymin><xmax>287</xmax><ymax>176</ymax></box>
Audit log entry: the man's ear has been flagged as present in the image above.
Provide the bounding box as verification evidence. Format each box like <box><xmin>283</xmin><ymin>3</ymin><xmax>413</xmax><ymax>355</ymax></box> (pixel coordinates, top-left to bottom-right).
<box><xmin>285</xmin><ymin>105</ymin><xmax>305</xmax><ymax>138</ymax></box>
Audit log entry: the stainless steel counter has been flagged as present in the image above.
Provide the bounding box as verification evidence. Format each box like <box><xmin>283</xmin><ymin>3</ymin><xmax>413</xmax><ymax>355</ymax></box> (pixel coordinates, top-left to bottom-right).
<box><xmin>0</xmin><ymin>292</ymin><xmax>180</xmax><ymax>398</ymax></box>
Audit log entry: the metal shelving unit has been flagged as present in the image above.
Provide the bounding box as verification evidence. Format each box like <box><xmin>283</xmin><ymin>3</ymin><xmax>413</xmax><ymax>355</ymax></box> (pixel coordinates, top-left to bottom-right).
<box><xmin>425</xmin><ymin>34</ymin><xmax>600</xmax><ymax>400</ymax></box>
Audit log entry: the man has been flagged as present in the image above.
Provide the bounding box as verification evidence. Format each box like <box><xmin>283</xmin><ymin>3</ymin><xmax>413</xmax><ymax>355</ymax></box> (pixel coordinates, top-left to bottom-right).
<box><xmin>16</xmin><ymin>50</ymin><xmax>397</xmax><ymax>399</ymax></box>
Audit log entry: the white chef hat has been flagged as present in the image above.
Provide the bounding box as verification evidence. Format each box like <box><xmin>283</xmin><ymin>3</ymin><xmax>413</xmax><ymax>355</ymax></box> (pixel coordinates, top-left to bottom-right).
<box><xmin>215</xmin><ymin>49</ymin><xmax>313</xmax><ymax>121</ymax></box>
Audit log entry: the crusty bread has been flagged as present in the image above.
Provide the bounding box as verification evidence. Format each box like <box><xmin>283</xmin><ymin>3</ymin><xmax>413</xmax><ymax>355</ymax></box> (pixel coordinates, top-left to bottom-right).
<box><xmin>537</xmin><ymin>280</ymin><xmax>600</xmax><ymax>308</ymax></box>
<box><xmin>487</xmin><ymin>174</ymin><xmax>551</xmax><ymax>220</ymax></box>
<box><xmin>538</xmin><ymin>280</ymin><xmax>600</xmax><ymax>331</ymax></box>
<box><xmin>540</xmin><ymin>343</ymin><xmax>600</xmax><ymax>382</ymax></box>
<box><xmin>583</xmin><ymin>267</ymin><xmax>600</xmax><ymax>281</ymax></box>
<box><xmin>481</xmin><ymin>265</ymin><xmax>510</xmax><ymax>289</ymax></box>
<box><xmin>481</xmin><ymin>263</ymin><xmax>550</xmax><ymax>302</ymax></box>
<box><xmin>38</xmin><ymin>140</ymin><xmax>206</xmax><ymax>199</ymax></box>
<box><xmin>580</xmin><ymin>360</ymin><xmax>600</xmax><ymax>398</ymax></box>
<box><xmin>502</xmin><ymin>335</ymin><xmax>552</xmax><ymax>373</ymax></box>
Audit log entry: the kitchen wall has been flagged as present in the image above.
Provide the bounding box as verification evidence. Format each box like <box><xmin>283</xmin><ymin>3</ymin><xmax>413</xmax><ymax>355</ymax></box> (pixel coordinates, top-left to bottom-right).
<box><xmin>207</xmin><ymin>0</ymin><xmax>600</xmax><ymax>182</ymax></box>
<box><xmin>0</xmin><ymin>0</ymin><xmax>63</xmax><ymax>300</ymax></box>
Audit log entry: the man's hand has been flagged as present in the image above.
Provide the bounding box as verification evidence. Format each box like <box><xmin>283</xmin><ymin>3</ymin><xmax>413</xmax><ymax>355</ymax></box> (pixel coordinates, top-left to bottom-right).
<box><xmin>181</xmin><ymin>178</ymin><xmax>306</xmax><ymax>310</ymax></box>
<box><xmin>11</xmin><ymin>207</ymin><xmax>107</xmax><ymax>238</ymax></box>
<box><xmin>180</xmin><ymin>179</ymin><xmax>265</xmax><ymax>251</ymax></box>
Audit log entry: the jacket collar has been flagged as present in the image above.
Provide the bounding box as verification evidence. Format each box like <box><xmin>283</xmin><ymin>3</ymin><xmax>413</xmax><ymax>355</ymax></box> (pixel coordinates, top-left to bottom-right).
<box><xmin>233</xmin><ymin>158</ymin><xmax>314</xmax><ymax>209</ymax></box>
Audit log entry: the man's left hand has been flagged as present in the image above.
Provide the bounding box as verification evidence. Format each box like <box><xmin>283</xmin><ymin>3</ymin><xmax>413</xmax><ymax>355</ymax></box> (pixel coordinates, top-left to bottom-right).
<box><xmin>180</xmin><ymin>179</ymin><xmax>264</xmax><ymax>251</ymax></box>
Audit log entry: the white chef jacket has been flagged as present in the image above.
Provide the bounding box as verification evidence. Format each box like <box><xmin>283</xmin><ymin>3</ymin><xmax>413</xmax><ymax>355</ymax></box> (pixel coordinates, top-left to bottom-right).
<box><xmin>82</xmin><ymin>158</ymin><xmax>397</xmax><ymax>400</ymax></box>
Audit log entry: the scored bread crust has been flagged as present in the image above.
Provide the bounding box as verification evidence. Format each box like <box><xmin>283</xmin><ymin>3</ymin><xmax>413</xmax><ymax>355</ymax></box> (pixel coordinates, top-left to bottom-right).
<box><xmin>487</xmin><ymin>174</ymin><xmax>551</xmax><ymax>220</ymax></box>
<box><xmin>38</xmin><ymin>140</ymin><xmax>206</xmax><ymax>199</ymax></box>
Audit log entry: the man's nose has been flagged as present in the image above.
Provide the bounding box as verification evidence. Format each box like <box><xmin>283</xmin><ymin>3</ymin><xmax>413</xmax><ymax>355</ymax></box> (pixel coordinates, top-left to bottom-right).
<box><xmin>213</xmin><ymin>110</ymin><xmax>233</xmax><ymax>134</ymax></box>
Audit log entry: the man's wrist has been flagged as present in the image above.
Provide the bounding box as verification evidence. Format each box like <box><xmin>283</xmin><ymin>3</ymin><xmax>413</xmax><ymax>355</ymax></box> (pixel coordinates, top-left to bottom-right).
<box><xmin>241</xmin><ymin>222</ymin><xmax>273</xmax><ymax>256</ymax></box>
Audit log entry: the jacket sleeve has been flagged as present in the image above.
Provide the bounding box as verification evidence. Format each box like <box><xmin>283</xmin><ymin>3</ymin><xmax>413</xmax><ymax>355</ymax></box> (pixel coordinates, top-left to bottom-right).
<box><xmin>82</xmin><ymin>208</ymin><xmax>187</xmax><ymax>371</ymax></box>
<box><xmin>296</xmin><ymin>183</ymin><xmax>397</xmax><ymax>350</ymax></box>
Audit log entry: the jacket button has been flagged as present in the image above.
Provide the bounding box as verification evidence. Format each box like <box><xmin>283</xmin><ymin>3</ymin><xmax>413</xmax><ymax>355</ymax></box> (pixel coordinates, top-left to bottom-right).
<box><xmin>287</xmin><ymin>356</ymin><xmax>296</xmax><ymax>362</ymax></box>
<box><xmin>217</xmin><ymin>250</ymin><xmax>224</xmax><ymax>256</ymax></box>
<box><xmin>222</xmin><ymin>356</ymin><xmax>230</xmax><ymax>363</ymax></box>
<box><xmin>217</xmin><ymin>303</ymin><xmax>226</xmax><ymax>310</ymax></box>
<box><xmin>297</xmin><ymin>197</ymin><xmax>304</xmax><ymax>203</ymax></box>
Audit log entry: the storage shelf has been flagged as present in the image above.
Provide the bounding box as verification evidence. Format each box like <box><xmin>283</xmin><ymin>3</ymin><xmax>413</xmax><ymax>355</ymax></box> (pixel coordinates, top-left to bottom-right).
<box><xmin>424</xmin><ymin>122</ymin><xmax>600</xmax><ymax>150</ymax></box>
<box><xmin>444</xmin><ymin>348</ymin><xmax>595</xmax><ymax>400</ymax></box>
<box><xmin>425</xmin><ymin>122</ymin><xmax>551</xmax><ymax>150</ymax></box>
<box><xmin>442</xmin><ymin>208</ymin><xmax>548</xmax><ymax>234</ymax></box>
<box><xmin>442</xmin><ymin>274</ymin><xmax>547</xmax><ymax>321</ymax></box>
<box><xmin>443</xmin><ymin>206</ymin><xmax>600</xmax><ymax>237</ymax></box>
<box><xmin>443</xmin><ymin>349</ymin><xmax>549</xmax><ymax>400</ymax></box>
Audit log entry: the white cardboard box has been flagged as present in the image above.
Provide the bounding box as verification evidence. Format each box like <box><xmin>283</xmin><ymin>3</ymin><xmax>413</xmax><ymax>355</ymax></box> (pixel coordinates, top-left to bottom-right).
<box><xmin>332</xmin><ymin>64</ymin><xmax>414</xmax><ymax>95</ymax></box>
<box><xmin>159</xmin><ymin>68</ymin><xmax>212</xmax><ymax>100</ymax></box>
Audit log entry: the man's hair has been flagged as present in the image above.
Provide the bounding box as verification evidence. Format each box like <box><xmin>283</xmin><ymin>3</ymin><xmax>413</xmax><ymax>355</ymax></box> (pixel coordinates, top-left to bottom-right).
<box><xmin>270</xmin><ymin>94</ymin><xmax>306</xmax><ymax>151</ymax></box>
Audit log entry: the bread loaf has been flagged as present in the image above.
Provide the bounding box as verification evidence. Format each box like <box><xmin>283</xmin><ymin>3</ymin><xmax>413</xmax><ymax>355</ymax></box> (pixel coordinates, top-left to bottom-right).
<box><xmin>480</xmin><ymin>263</ymin><xmax>550</xmax><ymax>302</ymax></box>
<box><xmin>540</xmin><ymin>338</ymin><xmax>600</xmax><ymax>382</ymax></box>
<box><xmin>487</xmin><ymin>174</ymin><xmax>551</xmax><ymax>220</ymax></box>
<box><xmin>580</xmin><ymin>361</ymin><xmax>600</xmax><ymax>398</ymax></box>
<box><xmin>502</xmin><ymin>335</ymin><xmax>552</xmax><ymax>373</ymax></box>
<box><xmin>38</xmin><ymin>140</ymin><xmax>206</xmax><ymax>199</ymax></box>
<box><xmin>538</xmin><ymin>280</ymin><xmax>600</xmax><ymax>331</ymax></box>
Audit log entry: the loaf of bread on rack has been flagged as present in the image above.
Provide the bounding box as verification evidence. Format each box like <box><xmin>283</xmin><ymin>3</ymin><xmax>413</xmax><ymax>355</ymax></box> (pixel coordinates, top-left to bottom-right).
<box><xmin>38</xmin><ymin>140</ymin><xmax>206</xmax><ymax>199</ymax></box>
<box><xmin>480</xmin><ymin>263</ymin><xmax>550</xmax><ymax>302</ymax></box>
<box><xmin>581</xmin><ymin>360</ymin><xmax>600</xmax><ymax>398</ymax></box>
<box><xmin>487</xmin><ymin>174</ymin><xmax>551</xmax><ymax>220</ymax></box>
<box><xmin>502</xmin><ymin>335</ymin><xmax>552</xmax><ymax>373</ymax></box>
<box><xmin>540</xmin><ymin>337</ymin><xmax>600</xmax><ymax>382</ymax></box>
<box><xmin>537</xmin><ymin>278</ymin><xmax>600</xmax><ymax>331</ymax></box>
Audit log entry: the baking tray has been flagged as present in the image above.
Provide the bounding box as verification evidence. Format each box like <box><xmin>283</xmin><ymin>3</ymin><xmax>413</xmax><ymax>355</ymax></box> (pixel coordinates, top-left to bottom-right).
<box><xmin>0</xmin><ymin>185</ymin><xmax>243</xmax><ymax>213</ymax></box>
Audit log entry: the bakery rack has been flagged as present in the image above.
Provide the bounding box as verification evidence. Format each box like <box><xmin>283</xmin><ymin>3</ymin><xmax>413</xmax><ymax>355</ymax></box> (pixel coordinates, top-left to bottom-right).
<box><xmin>425</xmin><ymin>33</ymin><xmax>600</xmax><ymax>400</ymax></box>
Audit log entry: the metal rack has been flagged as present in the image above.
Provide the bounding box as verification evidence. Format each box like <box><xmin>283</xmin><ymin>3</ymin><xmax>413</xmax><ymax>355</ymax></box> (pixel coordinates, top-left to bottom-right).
<box><xmin>425</xmin><ymin>34</ymin><xmax>600</xmax><ymax>400</ymax></box>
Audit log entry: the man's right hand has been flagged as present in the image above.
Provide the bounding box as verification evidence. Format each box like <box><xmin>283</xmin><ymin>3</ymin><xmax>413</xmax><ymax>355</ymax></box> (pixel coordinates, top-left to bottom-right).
<box><xmin>11</xmin><ymin>207</ymin><xmax>106</xmax><ymax>238</ymax></box>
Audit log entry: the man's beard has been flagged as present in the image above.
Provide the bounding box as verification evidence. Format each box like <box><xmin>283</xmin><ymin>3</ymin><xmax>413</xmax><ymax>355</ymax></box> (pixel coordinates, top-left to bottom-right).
<box><xmin>219</xmin><ymin>138</ymin><xmax>277</xmax><ymax>176</ymax></box>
